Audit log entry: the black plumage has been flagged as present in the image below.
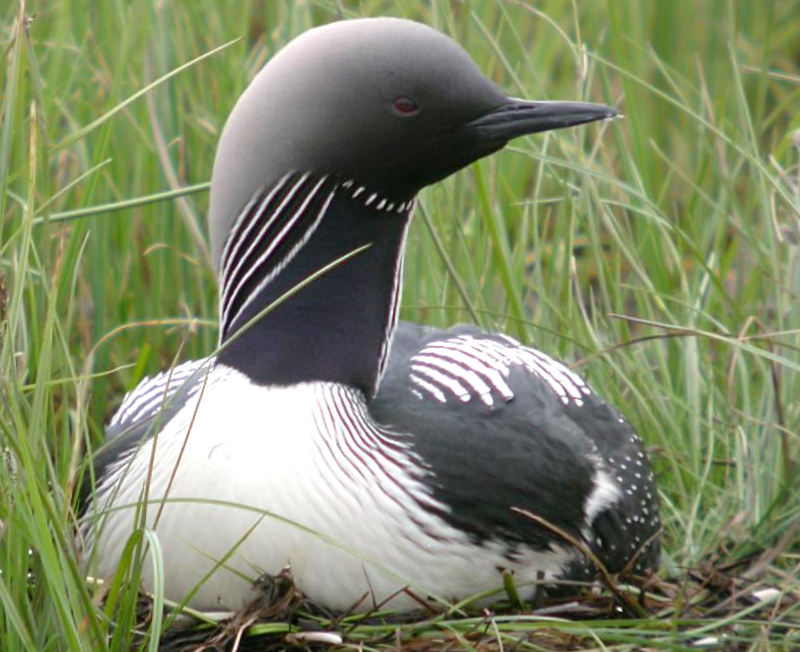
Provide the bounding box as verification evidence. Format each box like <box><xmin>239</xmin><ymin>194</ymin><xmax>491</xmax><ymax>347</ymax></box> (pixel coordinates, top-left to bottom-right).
<box><xmin>82</xmin><ymin>18</ymin><xmax>661</xmax><ymax>612</ymax></box>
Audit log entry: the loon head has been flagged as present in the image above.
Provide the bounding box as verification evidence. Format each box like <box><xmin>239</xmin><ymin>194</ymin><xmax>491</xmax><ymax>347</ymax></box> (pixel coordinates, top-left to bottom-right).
<box><xmin>208</xmin><ymin>17</ymin><xmax>617</xmax><ymax>270</ymax></box>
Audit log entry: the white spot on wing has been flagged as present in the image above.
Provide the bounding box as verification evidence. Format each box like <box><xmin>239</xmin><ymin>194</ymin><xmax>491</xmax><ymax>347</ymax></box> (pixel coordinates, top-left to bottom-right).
<box><xmin>408</xmin><ymin>333</ymin><xmax>592</xmax><ymax>408</ymax></box>
<box><xmin>583</xmin><ymin>467</ymin><xmax>621</xmax><ymax>526</ymax></box>
<box><xmin>411</xmin><ymin>362</ymin><xmax>471</xmax><ymax>402</ymax></box>
<box><xmin>412</xmin><ymin>353</ymin><xmax>495</xmax><ymax>406</ymax></box>
<box><xmin>409</xmin><ymin>375</ymin><xmax>447</xmax><ymax>403</ymax></box>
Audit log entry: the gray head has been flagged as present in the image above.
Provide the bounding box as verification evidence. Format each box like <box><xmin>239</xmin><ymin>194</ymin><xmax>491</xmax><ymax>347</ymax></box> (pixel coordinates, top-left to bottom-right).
<box><xmin>209</xmin><ymin>17</ymin><xmax>616</xmax><ymax>270</ymax></box>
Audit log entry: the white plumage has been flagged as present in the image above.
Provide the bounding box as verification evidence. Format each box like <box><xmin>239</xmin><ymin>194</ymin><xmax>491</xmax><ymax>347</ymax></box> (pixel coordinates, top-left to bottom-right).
<box><xmin>85</xmin><ymin>364</ymin><xmax>577</xmax><ymax>611</ymax></box>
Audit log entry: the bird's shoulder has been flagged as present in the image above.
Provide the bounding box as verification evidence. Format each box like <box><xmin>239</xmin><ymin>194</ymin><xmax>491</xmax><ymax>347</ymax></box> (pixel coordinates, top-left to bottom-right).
<box><xmin>81</xmin><ymin>359</ymin><xmax>214</xmax><ymax>509</ymax></box>
<box><xmin>377</xmin><ymin>321</ymin><xmax>597</xmax><ymax>413</ymax></box>
<box><xmin>370</xmin><ymin>322</ymin><xmax>660</xmax><ymax>571</ymax></box>
<box><xmin>106</xmin><ymin>358</ymin><xmax>213</xmax><ymax>440</ymax></box>
<box><xmin>370</xmin><ymin>324</ymin><xmax>601</xmax><ymax>543</ymax></box>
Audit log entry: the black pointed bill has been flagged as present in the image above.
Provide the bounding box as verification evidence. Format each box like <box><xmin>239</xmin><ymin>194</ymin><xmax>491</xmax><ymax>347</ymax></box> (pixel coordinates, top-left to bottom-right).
<box><xmin>468</xmin><ymin>99</ymin><xmax>619</xmax><ymax>144</ymax></box>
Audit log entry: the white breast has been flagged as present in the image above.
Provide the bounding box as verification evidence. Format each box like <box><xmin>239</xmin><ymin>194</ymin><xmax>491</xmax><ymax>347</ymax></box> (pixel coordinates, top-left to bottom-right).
<box><xmin>83</xmin><ymin>364</ymin><xmax>574</xmax><ymax>611</ymax></box>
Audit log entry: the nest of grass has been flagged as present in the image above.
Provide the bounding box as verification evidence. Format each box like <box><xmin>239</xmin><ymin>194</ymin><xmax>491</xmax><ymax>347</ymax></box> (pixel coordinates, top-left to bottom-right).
<box><xmin>119</xmin><ymin>551</ymin><xmax>799</xmax><ymax>652</ymax></box>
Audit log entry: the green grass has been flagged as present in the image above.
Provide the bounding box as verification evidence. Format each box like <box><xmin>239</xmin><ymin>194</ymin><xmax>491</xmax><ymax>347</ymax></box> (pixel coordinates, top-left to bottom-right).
<box><xmin>2</xmin><ymin>0</ymin><xmax>800</xmax><ymax>649</ymax></box>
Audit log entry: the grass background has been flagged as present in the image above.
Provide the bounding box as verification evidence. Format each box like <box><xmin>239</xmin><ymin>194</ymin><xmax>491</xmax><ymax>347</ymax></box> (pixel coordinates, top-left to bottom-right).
<box><xmin>2</xmin><ymin>0</ymin><xmax>800</xmax><ymax>649</ymax></box>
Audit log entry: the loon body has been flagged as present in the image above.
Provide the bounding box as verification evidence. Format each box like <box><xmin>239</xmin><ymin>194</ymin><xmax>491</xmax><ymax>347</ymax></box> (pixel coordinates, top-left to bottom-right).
<box><xmin>83</xmin><ymin>18</ymin><xmax>660</xmax><ymax>612</ymax></box>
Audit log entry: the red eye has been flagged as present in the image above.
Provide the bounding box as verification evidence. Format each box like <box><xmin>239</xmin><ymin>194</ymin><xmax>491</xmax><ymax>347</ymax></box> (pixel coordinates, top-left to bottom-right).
<box><xmin>392</xmin><ymin>97</ymin><xmax>419</xmax><ymax>116</ymax></box>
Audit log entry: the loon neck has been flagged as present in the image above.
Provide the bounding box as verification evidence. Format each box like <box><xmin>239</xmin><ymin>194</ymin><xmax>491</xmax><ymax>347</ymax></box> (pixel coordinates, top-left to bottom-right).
<box><xmin>216</xmin><ymin>172</ymin><xmax>413</xmax><ymax>396</ymax></box>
